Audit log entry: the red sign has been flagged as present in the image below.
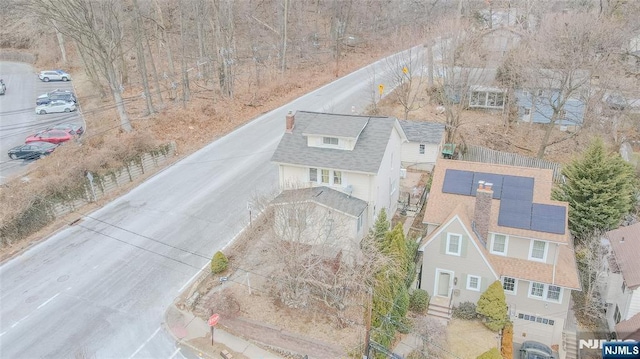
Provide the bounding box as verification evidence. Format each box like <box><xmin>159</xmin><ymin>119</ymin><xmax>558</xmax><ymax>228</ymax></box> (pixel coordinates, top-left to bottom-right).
<box><xmin>208</xmin><ymin>313</ymin><xmax>220</xmax><ymax>327</ymax></box>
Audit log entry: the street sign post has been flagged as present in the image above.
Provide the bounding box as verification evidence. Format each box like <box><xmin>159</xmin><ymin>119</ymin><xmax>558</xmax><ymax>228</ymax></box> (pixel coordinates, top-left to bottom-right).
<box><xmin>208</xmin><ymin>313</ymin><xmax>220</xmax><ymax>345</ymax></box>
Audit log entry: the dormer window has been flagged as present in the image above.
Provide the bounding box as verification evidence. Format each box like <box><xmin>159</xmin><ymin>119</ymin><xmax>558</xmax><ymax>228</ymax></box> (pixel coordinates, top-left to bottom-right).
<box><xmin>323</xmin><ymin>137</ymin><xmax>339</xmax><ymax>145</ymax></box>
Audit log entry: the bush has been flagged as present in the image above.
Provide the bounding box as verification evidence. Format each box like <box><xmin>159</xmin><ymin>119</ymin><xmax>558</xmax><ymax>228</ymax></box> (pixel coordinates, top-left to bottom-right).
<box><xmin>409</xmin><ymin>289</ymin><xmax>430</xmax><ymax>314</ymax></box>
<box><xmin>210</xmin><ymin>251</ymin><xmax>228</xmax><ymax>274</ymax></box>
<box><xmin>476</xmin><ymin>281</ymin><xmax>508</xmax><ymax>331</ymax></box>
<box><xmin>477</xmin><ymin>347</ymin><xmax>502</xmax><ymax>359</ymax></box>
<box><xmin>452</xmin><ymin>301</ymin><xmax>478</xmax><ymax>320</ymax></box>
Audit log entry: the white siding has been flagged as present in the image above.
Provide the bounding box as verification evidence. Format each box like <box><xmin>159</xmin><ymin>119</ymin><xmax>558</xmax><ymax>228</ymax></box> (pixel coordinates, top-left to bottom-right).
<box><xmin>400</xmin><ymin>142</ymin><xmax>440</xmax><ymax>170</ymax></box>
<box><xmin>374</xmin><ymin>125</ymin><xmax>403</xmax><ymax>219</ymax></box>
<box><xmin>628</xmin><ymin>289</ymin><xmax>640</xmax><ymax>320</ymax></box>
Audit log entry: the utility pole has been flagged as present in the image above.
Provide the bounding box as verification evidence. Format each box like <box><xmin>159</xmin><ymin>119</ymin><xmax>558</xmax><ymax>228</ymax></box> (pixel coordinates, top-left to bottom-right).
<box><xmin>363</xmin><ymin>287</ymin><xmax>373</xmax><ymax>358</ymax></box>
<box><xmin>281</xmin><ymin>0</ymin><xmax>289</xmax><ymax>72</ymax></box>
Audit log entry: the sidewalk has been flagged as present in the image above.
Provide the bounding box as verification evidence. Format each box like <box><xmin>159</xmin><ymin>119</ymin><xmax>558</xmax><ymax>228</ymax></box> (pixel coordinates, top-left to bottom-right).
<box><xmin>165</xmin><ymin>303</ymin><xmax>284</xmax><ymax>359</ymax></box>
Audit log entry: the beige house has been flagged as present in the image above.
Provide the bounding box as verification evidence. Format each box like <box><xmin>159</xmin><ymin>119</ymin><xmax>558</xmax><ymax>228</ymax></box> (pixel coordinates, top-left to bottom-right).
<box><xmin>602</xmin><ymin>223</ymin><xmax>640</xmax><ymax>341</ymax></box>
<box><xmin>419</xmin><ymin>159</ymin><xmax>580</xmax><ymax>354</ymax></box>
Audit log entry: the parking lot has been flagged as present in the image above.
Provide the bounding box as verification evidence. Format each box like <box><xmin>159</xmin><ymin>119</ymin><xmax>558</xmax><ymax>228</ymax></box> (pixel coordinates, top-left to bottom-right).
<box><xmin>0</xmin><ymin>62</ymin><xmax>85</xmax><ymax>184</ymax></box>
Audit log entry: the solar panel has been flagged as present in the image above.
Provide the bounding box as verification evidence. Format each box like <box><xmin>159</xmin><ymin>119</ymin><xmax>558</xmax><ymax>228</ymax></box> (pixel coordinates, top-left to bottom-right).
<box><xmin>531</xmin><ymin>204</ymin><xmax>566</xmax><ymax>234</ymax></box>
<box><xmin>498</xmin><ymin>199</ymin><xmax>532</xmax><ymax>230</ymax></box>
<box><xmin>502</xmin><ymin>175</ymin><xmax>535</xmax><ymax>201</ymax></box>
<box><xmin>471</xmin><ymin>172</ymin><xmax>504</xmax><ymax>199</ymax></box>
<box><xmin>442</xmin><ymin>169</ymin><xmax>475</xmax><ymax>196</ymax></box>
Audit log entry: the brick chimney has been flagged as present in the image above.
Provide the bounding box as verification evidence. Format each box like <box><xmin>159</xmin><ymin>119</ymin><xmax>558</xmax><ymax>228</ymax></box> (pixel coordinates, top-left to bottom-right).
<box><xmin>285</xmin><ymin>111</ymin><xmax>295</xmax><ymax>133</ymax></box>
<box><xmin>474</xmin><ymin>181</ymin><xmax>493</xmax><ymax>244</ymax></box>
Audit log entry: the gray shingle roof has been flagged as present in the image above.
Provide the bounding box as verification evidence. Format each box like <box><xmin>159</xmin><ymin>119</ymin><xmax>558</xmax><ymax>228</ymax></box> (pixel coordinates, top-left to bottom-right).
<box><xmin>273</xmin><ymin>186</ymin><xmax>368</xmax><ymax>217</ymax></box>
<box><xmin>302</xmin><ymin>114</ymin><xmax>368</xmax><ymax>138</ymax></box>
<box><xmin>271</xmin><ymin>111</ymin><xmax>397</xmax><ymax>174</ymax></box>
<box><xmin>399</xmin><ymin>120</ymin><xmax>445</xmax><ymax>144</ymax></box>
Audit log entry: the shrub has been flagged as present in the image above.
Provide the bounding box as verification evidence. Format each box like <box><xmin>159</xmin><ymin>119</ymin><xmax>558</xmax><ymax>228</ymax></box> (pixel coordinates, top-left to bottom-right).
<box><xmin>477</xmin><ymin>347</ymin><xmax>502</xmax><ymax>359</ymax></box>
<box><xmin>210</xmin><ymin>251</ymin><xmax>228</xmax><ymax>274</ymax></box>
<box><xmin>501</xmin><ymin>322</ymin><xmax>513</xmax><ymax>359</ymax></box>
<box><xmin>476</xmin><ymin>280</ymin><xmax>508</xmax><ymax>331</ymax></box>
<box><xmin>409</xmin><ymin>289</ymin><xmax>430</xmax><ymax>314</ymax></box>
<box><xmin>452</xmin><ymin>301</ymin><xmax>478</xmax><ymax>320</ymax></box>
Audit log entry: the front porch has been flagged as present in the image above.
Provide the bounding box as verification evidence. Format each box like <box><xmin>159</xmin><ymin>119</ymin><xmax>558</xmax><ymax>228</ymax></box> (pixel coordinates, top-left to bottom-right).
<box><xmin>428</xmin><ymin>294</ymin><xmax>453</xmax><ymax>321</ymax></box>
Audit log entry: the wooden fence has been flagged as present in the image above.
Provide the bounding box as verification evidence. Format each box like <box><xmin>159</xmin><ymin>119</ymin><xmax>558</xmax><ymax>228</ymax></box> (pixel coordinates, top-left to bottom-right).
<box><xmin>459</xmin><ymin>144</ymin><xmax>563</xmax><ymax>183</ymax></box>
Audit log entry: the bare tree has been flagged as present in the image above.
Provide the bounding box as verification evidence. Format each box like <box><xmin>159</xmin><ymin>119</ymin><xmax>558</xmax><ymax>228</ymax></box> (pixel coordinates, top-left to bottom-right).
<box><xmin>132</xmin><ymin>0</ymin><xmax>154</xmax><ymax>115</ymax></box>
<box><xmin>330</xmin><ymin>0</ymin><xmax>353</xmax><ymax>77</ymax></box>
<box><xmin>574</xmin><ymin>233</ymin><xmax>608</xmax><ymax>329</ymax></box>
<box><xmin>179</xmin><ymin>0</ymin><xmax>190</xmax><ymax>106</ymax></box>
<box><xmin>32</xmin><ymin>0</ymin><xmax>133</xmax><ymax>131</ymax></box>
<box><xmin>408</xmin><ymin>315</ymin><xmax>448</xmax><ymax>359</ymax></box>
<box><xmin>211</xmin><ymin>0</ymin><xmax>236</xmax><ymax>97</ymax></box>
<box><xmin>514</xmin><ymin>12</ymin><xmax>626</xmax><ymax>158</ymax></box>
<box><xmin>385</xmin><ymin>48</ymin><xmax>427</xmax><ymax>120</ymax></box>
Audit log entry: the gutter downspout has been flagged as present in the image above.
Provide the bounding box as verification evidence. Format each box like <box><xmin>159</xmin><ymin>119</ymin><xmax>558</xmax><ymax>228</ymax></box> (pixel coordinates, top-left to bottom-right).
<box><xmin>552</xmin><ymin>243</ymin><xmax>559</xmax><ymax>285</ymax></box>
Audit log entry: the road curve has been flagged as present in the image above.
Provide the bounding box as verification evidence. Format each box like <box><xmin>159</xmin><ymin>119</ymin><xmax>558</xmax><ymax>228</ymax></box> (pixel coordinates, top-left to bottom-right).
<box><xmin>0</xmin><ymin>46</ymin><xmax>423</xmax><ymax>358</ymax></box>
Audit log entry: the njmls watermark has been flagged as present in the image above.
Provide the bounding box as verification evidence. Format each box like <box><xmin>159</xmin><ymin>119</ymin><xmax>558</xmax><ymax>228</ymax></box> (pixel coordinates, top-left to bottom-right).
<box><xmin>602</xmin><ymin>341</ymin><xmax>640</xmax><ymax>359</ymax></box>
<box><xmin>578</xmin><ymin>331</ymin><xmax>640</xmax><ymax>359</ymax></box>
<box><xmin>580</xmin><ymin>339</ymin><xmax>639</xmax><ymax>350</ymax></box>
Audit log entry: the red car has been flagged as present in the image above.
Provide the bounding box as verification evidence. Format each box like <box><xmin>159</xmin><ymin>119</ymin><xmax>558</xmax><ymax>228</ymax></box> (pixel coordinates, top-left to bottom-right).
<box><xmin>25</xmin><ymin>129</ymin><xmax>73</xmax><ymax>144</ymax></box>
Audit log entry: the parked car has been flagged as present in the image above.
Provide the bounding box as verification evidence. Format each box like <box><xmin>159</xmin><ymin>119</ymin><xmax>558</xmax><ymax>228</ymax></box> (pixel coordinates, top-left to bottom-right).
<box><xmin>25</xmin><ymin>129</ymin><xmax>73</xmax><ymax>144</ymax></box>
<box><xmin>0</xmin><ymin>79</ymin><xmax>5</xmax><ymax>95</ymax></box>
<box><xmin>36</xmin><ymin>89</ymin><xmax>76</xmax><ymax>105</ymax></box>
<box><xmin>519</xmin><ymin>341</ymin><xmax>554</xmax><ymax>359</ymax></box>
<box><xmin>8</xmin><ymin>141</ymin><xmax>58</xmax><ymax>160</ymax></box>
<box><xmin>48</xmin><ymin>123</ymin><xmax>84</xmax><ymax>136</ymax></box>
<box><xmin>35</xmin><ymin>100</ymin><xmax>76</xmax><ymax>114</ymax></box>
<box><xmin>38</xmin><ymin>70</ymin><xmax>71</xmax><ymax>82</ymax></box>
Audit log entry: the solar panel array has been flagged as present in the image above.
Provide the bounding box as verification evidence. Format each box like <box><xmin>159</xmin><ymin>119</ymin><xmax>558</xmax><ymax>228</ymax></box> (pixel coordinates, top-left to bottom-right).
<box><xmin>442</xmin><ymin>169</ymin><xmax>565</xmax><ymax>235</ymax></box>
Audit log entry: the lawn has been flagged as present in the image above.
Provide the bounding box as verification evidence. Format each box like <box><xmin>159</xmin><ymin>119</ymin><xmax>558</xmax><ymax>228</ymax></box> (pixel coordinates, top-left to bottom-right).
<box><xmin>447</xmin><ymin>318</ymin><xmax>499</xmax><ymax>359</ymax></box>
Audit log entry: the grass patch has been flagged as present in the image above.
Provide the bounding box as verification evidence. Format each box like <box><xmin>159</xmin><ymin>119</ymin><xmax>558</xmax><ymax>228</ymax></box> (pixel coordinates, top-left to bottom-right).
<box><xmin>447</xmin><ymin>318</ymin><xmax>498</xmax><ymax>359</ymax></box>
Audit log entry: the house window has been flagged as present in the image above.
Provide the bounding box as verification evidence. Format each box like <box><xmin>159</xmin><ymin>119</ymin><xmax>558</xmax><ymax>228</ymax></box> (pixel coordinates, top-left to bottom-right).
<box><xmin>390</xmin><ymin>179</ymin><xmax>397</xmax><ymax>196</ymax></box>
<box><xmin>333</xmin><ymin>171</ymin><xmax>342</xmax><ymax>185</ymax></box>
<box><xmin>487</xmin><ymin>92</ymin><xmax>498</xmax><ymax>107</ymax></box>
<box><xmin>491</xmin><ymin>234</ymin><xmax>507</xmax><ymax>255</ymax></box>
<box><xmin>503</xmin><ymin>277</ymin><xmax>516</xmax><ymax>294</ymax></box>
<box><xmin>622</xmin><ymin>281</ymin><xmax>626</xmax><ymax>294</ymax></box>
<box><xmin>614</xmin><ymin>305</ymin><xmax>622</xmax><ymax>324</ymax></box>
<box><xmin>537</xmin><ymin>89</ymin><xmax>543</xmax><ymax>97</ymax></box>
<box><xmin>524</xmin><ymin>108</ymin><xmax>531</xmax><ymax>115</ymax></box>
<box><xmin>309</xmin><ymin>168</ymin><xmax>317</xmax><ymax>182</ymax></box>
<box><xmin>495</xmin><ymin>93</ymin><xmax>504</xmax><ymax>107</ymax></box>
<box><xmin>467</xmin><ymin>275</ymin><xmax>481</xmax><ymax>291</ymax></box>
<box><xmin>323</xmin><ymin>137</ymin><xmax>338</xmax><ymax>145</ymax></box>
<box><xmin>558</xmin><ymin>110</ymin><xmax>567</xmax><ymax>119</ymax></box>
<box><xmin>547</xmin><ymin>285</ymin><xmax>561</xmax><ymax>302</ymax></box>
<box><xmin>530</xmin><ymin>282</ymin><xmax>545</xmax><ymax>298</ymax></box>
<box><xmin>357</xmin><ymin>214</ymin><xmax>363</xmax><ymax>233</ymax></box>
<box><xmin>529</xmin><ymin>240</ymin><xmax>546</xmax><ymax>261</ymax></box>
<box><xmin>321</xmin><ymin>169</ymin><xmax>330</xmax><ymax>184</ymax></box>
<box><xmin>419</xmin><ymin>144</ymin><xmax>425</xmax><ymax>154</ymax></box>
<box><xmin>446</xmin><ymin>233</ymin><xmax>462</xmax><ymax>256</ymax></box>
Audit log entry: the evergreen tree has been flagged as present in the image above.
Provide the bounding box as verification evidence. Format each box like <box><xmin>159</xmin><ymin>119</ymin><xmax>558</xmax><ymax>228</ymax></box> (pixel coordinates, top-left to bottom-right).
<box><xmin>552</xmin><ymin>138</ymin><xmax>638</xmax><ymax>243</ymax></box>
<box><xmin>476</xmin><ymin>280</ymin><xmax>508</xmax><ymax>331</ymax></box>
<box><xmin>372</xmin><ymin>208</ymin><xmax>390</xmax><ymax>242</ymax></box>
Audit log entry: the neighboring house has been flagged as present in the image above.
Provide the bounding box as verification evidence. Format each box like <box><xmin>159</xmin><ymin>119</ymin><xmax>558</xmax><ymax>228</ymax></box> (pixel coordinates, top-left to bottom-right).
<box><xmin>440</xmin><ymin>67</ymin><xmax>508</xmax><ymax>110</ymax></box>
<box><xmin>398</xmin><ymin>120</ymin><xmax>445</xmax><ymax>171</ymax></box>
<box><xmin>516</xmin><ymin>89</ymin><xmax>586</xmax><ymax>126</ymax></box>
<box><xmin>419</xmin><ymin>159</ymin><xmax>580</xmax><ymax>350</ymax></box>
<box><xmin>601</xmin><ymin>223</ymin><xmax>640</xmax><ymax>340</ymax></box>
<box><xmin>270</xmin><ymin>111</ymin><xmax>407</xmax><ymax>230</ymax></box>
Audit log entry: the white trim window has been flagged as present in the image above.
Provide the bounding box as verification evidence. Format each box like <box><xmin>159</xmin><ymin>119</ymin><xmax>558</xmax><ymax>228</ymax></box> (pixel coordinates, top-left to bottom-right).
<box><xmin>490</xmin><ymin>234</ymin><xmax>508</xmax><ymax>255</ymax></box>
<box><xmin>321</xmin><ymin>169</ymin><xmax>330</xmax><ymax>184</ymax></box>
<box><xmin>529</xmin><ymin>282</ymin><xmax>544</xmax><ymax>299</ymax></box>
<box><xmin>333</xmin><ymin>171</ymin><xmax>342</xmax><ymax>185</ymax></box>
<box><xmin>323</xmin><ymin>137</ymin><xmax>338</xmax><ymax>145</ymax></box>
<box><xmin>529</xmin><ymin>240</ymin><xmax>547</xmax><ymax>261</ymax></box>
<box><xmin>502</xmin><ymin>277</ymin><xmax>517</xmax><ymax>295</ymax></box>
<box><xmin>357</xmin><ymin>214</ymin><xmax>363</xmax><ymax>233</ymax></box>
<box><xmin>446</xmin><ymin>233</ymin><xmax>462</xmax><ymax>256</ymax></box>
<box><xmin>390</xmin><ymin>179</ymin><xmax>397</xmax><ymax>196</ymax></box>
<box><xmin>528</xmin><ymin>282</ymin><xmax>563</xmax><ymax>303</ymax></box>
<box><xmin>467</xmin><ymin>275</ymin><xmax>481</xmax><ymax>291</ymax></box>
<box><xmin>419</xmin><ymin>144</ymin><xmax>425</xmax><ymax>154</ymax></box>
<box><xmin>309</xmin><ymin>168</ymin><xmax>317</xmax><ymax>182</ymax></box>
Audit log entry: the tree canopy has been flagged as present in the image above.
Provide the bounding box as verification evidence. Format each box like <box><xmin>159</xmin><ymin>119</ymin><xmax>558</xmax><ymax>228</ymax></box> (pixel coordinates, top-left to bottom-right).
<box><xmin>552</xmin><ymin>138</ymin><xmax>638</xmax><ymax>242</ymax></box>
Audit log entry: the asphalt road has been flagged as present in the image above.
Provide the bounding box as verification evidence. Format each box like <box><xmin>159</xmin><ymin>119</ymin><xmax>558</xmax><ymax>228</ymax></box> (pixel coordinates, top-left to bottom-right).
<box><xmin>0</xmin><ymin>61</ymin><xmax>83</xmax><ymax>184</ymax></box>
<box><xmin>0</xmin><ymin>46</ymin><xmax>424</xmax><ymax>358</ymax></box>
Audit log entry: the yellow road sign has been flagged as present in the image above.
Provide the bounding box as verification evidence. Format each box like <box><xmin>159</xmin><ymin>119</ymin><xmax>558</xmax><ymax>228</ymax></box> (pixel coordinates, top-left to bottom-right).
<box><xmin>378</xmin><ymin>84</ymin><xmax>384</xmax><ymax>94</ymax></box>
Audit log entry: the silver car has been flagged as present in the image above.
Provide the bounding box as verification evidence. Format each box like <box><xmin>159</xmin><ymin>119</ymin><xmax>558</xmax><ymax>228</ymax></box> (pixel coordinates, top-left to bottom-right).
<box><xmin>35</xmin><ymin>100</ymin><xmax>77</xmax><ymax>114</ymax></box>
<box><xmin>38</xmin><ymin>70</ymin><xmax>71</xmax><ymax>82</ymax></box>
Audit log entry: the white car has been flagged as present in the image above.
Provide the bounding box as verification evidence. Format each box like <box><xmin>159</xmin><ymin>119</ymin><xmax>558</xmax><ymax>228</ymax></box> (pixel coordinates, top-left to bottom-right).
<box><xmin>38</xmin><ymin>70</ymin><xmax>71</xmax><ymax>82</ymax></box>
<box><xmin>35</xmin><ymin>100</ymin><xmax>77</xmax><ymax>114</ymax></box>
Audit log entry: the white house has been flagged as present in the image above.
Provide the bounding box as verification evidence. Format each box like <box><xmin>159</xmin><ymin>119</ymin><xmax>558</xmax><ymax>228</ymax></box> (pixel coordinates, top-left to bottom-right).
<box><xmin>398</xmin><ymin>120</ymin><xmax>445</xmax><ymax>171</ymax></box>
<box><xmin>270</xmin><ymin>111</ymin><xmax>407</xmax><ymax>228</ymax></box>
<box><xmin>602</xmin><ymin>223</ymin><xmax>640</xmax><ymax>340</ymax></box>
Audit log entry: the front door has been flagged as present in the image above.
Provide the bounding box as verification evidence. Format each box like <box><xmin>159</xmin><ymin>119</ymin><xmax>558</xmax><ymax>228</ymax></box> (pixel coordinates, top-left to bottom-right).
<box><xmin>437</xmin><ymin>272</ymin><xmax>451</xmax><ymax>297</ymax></box>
